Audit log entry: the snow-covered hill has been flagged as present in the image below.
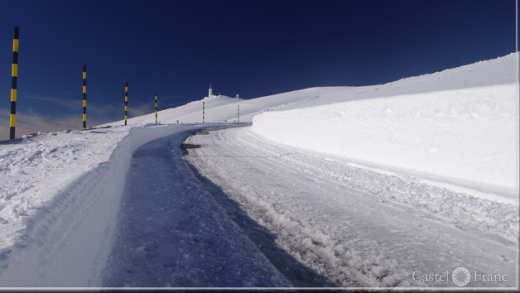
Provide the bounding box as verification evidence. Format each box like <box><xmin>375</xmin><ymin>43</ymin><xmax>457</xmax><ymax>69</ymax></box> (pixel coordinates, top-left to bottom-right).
<box><xmin>0</xmin><ymin>52</ymin><xmax>517</xmax><ymax>287</ymax></box>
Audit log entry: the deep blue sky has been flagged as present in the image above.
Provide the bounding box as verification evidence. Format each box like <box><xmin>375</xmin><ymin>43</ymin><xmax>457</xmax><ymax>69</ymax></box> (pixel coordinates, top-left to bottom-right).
<box><xmin>0</xmin><ymin>0</ymin><xmax>517</xmax><ymax>138</ymax></box>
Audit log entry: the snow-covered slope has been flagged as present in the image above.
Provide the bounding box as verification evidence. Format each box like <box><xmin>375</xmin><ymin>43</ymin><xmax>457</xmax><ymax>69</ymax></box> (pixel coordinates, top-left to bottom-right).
<box><xmin>0</xmin><ymin>52</ymin><xmax>517</xmax><ymax>287</ymax></box>
<box><xmin>253</xmin><ymin>53</ymin><xmax>519</xmax><ymax>198</ymax></box>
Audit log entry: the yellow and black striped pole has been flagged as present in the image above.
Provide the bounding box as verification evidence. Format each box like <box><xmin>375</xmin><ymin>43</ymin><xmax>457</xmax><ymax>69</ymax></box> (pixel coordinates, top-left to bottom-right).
<box><xmin>203</xmin><ymin>101</ymin><xmax>205</xmax><ymax>124</ymax></box>
<box><xmin>9</xmin><ymin>27</ymin><xmax>19</xmax><ymax>139</ymax></box>
<box><xmin>124</xmin><ymin>82</ymin><xmax>128</xmax><ymax>125</ymax></box>
<box><xmin>238</xmin><ymin>105</ymin><xmax>240</xmax><ymax>122</ymax></box>
<box><xmin>83</xmin><ymin>65</ymin><xmax>86</xmax><ymax>130</ymax></box>
<box><xmin>155</xmin><ymin>92</ymin><xmax>157</xmax><ymax>123</ymax></box>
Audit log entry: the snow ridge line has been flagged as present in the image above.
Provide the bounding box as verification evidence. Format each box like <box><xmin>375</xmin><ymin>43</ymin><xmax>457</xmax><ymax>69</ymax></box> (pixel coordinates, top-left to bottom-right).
<box><xmin>0</xmin><ymin>125</ymin><xmax>201</xmax><ymax>287</ymax></box>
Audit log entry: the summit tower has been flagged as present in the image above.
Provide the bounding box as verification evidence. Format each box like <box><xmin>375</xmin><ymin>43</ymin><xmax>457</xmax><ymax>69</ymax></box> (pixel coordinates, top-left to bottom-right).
<box><xmin>208</xmin><ymin>83</ymin><xmax>213</xmax><ymax>97</ymax></box>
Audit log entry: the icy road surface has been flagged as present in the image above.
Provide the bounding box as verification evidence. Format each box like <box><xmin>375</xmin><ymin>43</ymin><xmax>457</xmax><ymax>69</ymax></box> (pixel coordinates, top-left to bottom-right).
<box><xmin>183</xmin><ymin>126</ymin><xmax>518</xmax><ymax>288</ymax></box>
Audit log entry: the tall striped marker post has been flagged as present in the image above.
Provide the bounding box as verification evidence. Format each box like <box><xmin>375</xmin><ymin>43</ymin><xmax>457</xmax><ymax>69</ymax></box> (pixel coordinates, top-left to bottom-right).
<box><xmin>238</xmin><ymin>105</ymin><xmax>240</xmax><ymax>122</ymax></box>
<box><xmin>155</xmin><ymin>92</ymin><xmax>158</xmax><ymax>123</ymax></box>
<box><xmin>203</xmin><ymin>101</ymin><xmax>205</xmax><ymax>124</ymax></box>
<box><xmin>10</xmin><ymin>27</ymin><xmax>19</xmax><ymax>139</ymax></box>
<box><xmin>83</xmin><ymin>65</ymin><xmax>87</xmax><ymax>129</ymax></box>
<box><xmin>125</xmin><ymin>82</ymin><xmax>128</xmax><ymax>125</ymax></box>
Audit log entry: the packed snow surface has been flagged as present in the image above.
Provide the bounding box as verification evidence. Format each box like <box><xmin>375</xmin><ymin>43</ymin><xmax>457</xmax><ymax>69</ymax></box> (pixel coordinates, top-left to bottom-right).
<box><xmin>184</xmin><ymin>126</ymin><xmax>517</xmax><ymax>287</ymax></box>
<box><xmin>0</xmin><ymin>52</ymin><xmax>517</xmax><ymax>288</ymax></box>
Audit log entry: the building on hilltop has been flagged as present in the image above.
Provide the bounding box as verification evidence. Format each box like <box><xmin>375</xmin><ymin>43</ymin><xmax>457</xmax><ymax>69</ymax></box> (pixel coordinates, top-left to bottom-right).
<box><xmin>204</xmin><ymin>83</ymin><xmax>216</xmax><ymax>99</ymax></box>
<box><xmin>205</xmin><ymin>83</ymin><xmax>239</xmax><ymax>99</ymax></box>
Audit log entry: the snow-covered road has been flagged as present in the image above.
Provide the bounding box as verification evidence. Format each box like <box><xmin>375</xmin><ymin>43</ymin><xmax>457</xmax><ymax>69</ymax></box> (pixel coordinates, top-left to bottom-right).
<box><xmin>183</xmin><ymin>126</ymin><xmax>518</xmax><ymax>288</ymax></box>
<box><xmin>102</xmin><ymin>130</ymin><xmax>294</xmax><ymax>287</ymax></box>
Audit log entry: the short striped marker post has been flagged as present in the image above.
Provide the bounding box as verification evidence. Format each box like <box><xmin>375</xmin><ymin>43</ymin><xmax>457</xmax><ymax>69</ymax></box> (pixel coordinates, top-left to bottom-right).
<box><xmin>203</xmin><ymin>101</ymin><xmax>205</xmax><ymax>124</ymax></box>
<box><xmin>125</xmin><ymin>82</ymin><xmax>128</xmax><ymax>125</ymax></box>
<box><xmin>83</xmin><ymin>65</ymin><xmax>87</xmax><ymax>129</ymax></box>
<box><xmin>9</xmin><ymin>27</ymin><xmax>19</xmax><ymax>139</ymax></box>
<box><xmin>155</xmin><ymin>92</ymin><xmax>158</xmax><ymax>123</ymax></box>
<box><xmin>238</xmin><ymin>105</ymin><xmax>240</xmax><ymax>122</ymax></box>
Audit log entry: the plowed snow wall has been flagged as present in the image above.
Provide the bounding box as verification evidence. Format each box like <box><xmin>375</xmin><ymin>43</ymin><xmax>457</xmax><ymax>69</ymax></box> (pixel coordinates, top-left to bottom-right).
<box><xmin>0</xmin><ymin>125</ymin><xmax>195</xmax><ymax>287</ymax></box>
<box><xmin>253</xmin><ymin>84</ymin><xmax>518</xmax><ymax>190</ymax></box>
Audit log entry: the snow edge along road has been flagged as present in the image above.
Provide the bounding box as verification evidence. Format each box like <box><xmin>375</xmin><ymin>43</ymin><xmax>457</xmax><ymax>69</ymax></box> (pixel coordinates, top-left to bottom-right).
<box><xmin>0</xmin><ymin>124</ymin><xmax>217</xmax><ymax>287</ymax></box>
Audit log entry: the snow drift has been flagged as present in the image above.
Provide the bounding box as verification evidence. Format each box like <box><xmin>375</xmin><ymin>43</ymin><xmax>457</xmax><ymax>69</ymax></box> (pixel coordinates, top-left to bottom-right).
<box><xmin>253</xmin><ymin>53</ymin><xmax>519</xmax><ymax>194</ymax></box>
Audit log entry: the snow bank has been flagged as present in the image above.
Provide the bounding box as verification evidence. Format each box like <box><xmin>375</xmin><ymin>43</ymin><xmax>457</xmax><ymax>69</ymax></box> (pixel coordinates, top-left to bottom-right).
<box><xmin>0</xmin><ymin>124</ymin><xmax>204</xmax><ymax>287</ymax></box>
<box><xmin>253</xmin><ymin>55</ymin><xmax>519</xmax><ymax>194</ymax></box>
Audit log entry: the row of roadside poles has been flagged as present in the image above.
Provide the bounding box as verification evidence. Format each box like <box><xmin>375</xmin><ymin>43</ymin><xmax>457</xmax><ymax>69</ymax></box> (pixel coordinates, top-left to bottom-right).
<box><xmin>83</xmin><ymin>68</ymin><xmax>156</xmax><ymax>130</ymax></box>
<box><xmin>83</xmin><ymin>70</ymin><xmax>153</xmax><ymax>130</ymax></box>
<box><xmin>7</xmin><ymin>26</ymin><xmax>160</xmax><ymax>140</ymax></box>
<box><xmin>8</xmin><ymin>26</ymin><xmax>241</xmax><ymax>140</ymax></box>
